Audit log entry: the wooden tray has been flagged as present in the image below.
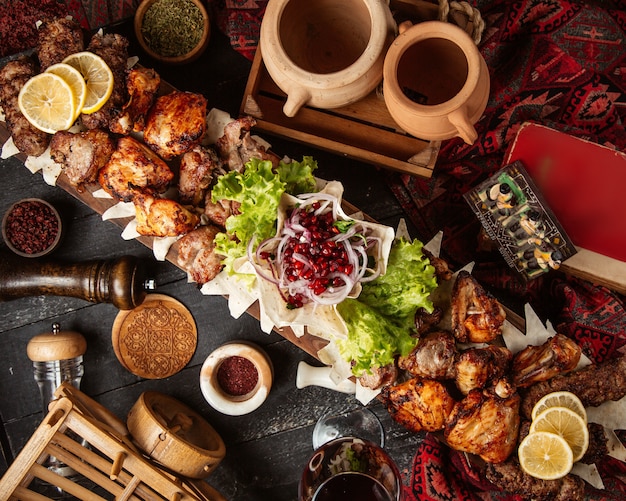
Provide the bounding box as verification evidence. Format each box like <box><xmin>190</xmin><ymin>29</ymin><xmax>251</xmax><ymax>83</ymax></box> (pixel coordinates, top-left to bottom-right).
<box><xmin>239</xmin><ymin>41</ymin><xmax>440</xmax><ymax>179</ymax></box>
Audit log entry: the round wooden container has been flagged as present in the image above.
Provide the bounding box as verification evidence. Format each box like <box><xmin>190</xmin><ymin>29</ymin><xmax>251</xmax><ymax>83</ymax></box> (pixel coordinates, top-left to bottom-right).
<box><xmin>134</xmin><ymin>0</ymin><xmax>210</xmax><ymax>65</ymax></box>
<box><xmin>127</xmin><ymin>391</ymin><xmax>225</xmax><ymax>479</ymax></box>
<box><xmin>2</xmin><ymin>198</ymin><xmax>62</xmax><ymax>258</ymax></box>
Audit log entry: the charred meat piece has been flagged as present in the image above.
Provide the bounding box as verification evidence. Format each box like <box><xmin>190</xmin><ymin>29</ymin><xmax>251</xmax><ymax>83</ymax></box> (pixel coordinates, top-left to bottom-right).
<box><xmin>204</xmin><ymin>195</ymin><xmax>240</xmax><ymax>228</ymax></box>
<box><xmin>358</xmin><ymin>363</ymin><xmax>398</xmax><ymax>390</ymax></box>
<box><xmin>110</xmin><ymin>66</ymin><xmax>161</xmax><ymax>135</ymax></box>
<box><xmin>455</xmin><ymin>345</ymin><xmax>513</xmax><ymax>395</ymax></box>
<box><xmin>444</xmin><ymin>382</ymin><xmax>520</xmax><ymax>464</ymax></box>
<box><xmin>0</xmin><ymin>57</ymin><xmax>50</xmax><ymax>157</ymax></box>
<box><xmin>450</xmin><ymin>270</ymin><xmax>506</xmax><ymax>343</ymax></box>
<box><xmin>216</xmin><ymin>116</ymin><xmax>280</xmax><ymax>171</ymax></box>
<box><xmin>423</xmin><ymin>248</ymin><xmax>453</xmax><ymax>282</ymax></box>
<box><xmin>512</xmin><ymin>333</ymin><xmax>581</xmax><ymax>388</ymax></box>
<box><xmin>99</xmin><ymin>136</ymin><xmax>174</xmax><ymax>202</ymax></box>
<box><xmin>177</xmin><ymin>225</ymin><xmax>224</xmax><ymax>284</ymax></box>
<box><xmin>414</xmin><ymin>306</ymin><xmax>443</xmax><ymax>335</ymax></box>
<box><xmin>81</xmin><ymin>33</ymin><xmax>129</xmax><ymax>131</ymax></box>
<box><xmin>520</xmin><ymin>354</ymin><xmax>626</xmax><ymax>419</ymax></box>
<box><xmin>380</xmin><ymin>377</ymin><xmax>456</xmax><ymax>433</ymax></box>
<box><xmin>144</xmin><ymin>91</ymin><xmax>207</xmax><ymax>160</ymax></box>
<box><xmin>398</xmin><ymin>330</ymin><xmax>457</xmax><ymax>379</ymax></box>
<box><xmin>133</xmin><ymin>191</ymin><xmax>199</xmax><ymax>237</ymax></box>
<box><xmin>485</xmin><ymin>460</ymin><xmax>585</xmax><ymax>501</ymax></box>
<box><xmin>36</xmin><ymin>18</ymin><xmax>84</xmax><ymax>70</ymax></box>
<box><xmin>50</xmin><ymin>129</ymin><xmax>115</xmax><ymax>190</ymax></box>
<box><xmin>179</xmin><ymin>145</ymin><xmax>224</xmax><ymax>206</ymax></box>
<box><xmin>580</xmin><ymin>422</ymin><xmax>609</xmax><ymax>465</ymax></box>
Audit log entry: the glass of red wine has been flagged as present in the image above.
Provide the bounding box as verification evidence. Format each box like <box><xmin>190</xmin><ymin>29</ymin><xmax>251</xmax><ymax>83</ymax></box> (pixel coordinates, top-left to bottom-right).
<box><xmin>298</xmin><ymin>436</ymin><xmax>404</xmax><ymax>501</ymax></box>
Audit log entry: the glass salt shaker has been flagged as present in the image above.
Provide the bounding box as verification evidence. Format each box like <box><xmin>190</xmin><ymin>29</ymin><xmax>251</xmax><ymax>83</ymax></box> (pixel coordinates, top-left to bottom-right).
<box><xmin>27</xmin><ymin>322</ymin><xmax>86</xmax><ymax>479</ymax></box>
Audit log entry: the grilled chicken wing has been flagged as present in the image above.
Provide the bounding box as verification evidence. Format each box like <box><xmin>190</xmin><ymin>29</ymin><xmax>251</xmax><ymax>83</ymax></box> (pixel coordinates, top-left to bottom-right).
<box><xmin>133</xmin><ymin>191</ymin><xmax>199</xmax><ymax>237</ymax></box>
<box><xmin>36</xmin><ymin>17</ymin><xmax>84</xmax><ymax>70</ymax></box>
<box><xmin>216</xmin><ymin>116</ymin><xmax>280</xmax><ymax>171</ymax></box>
<box><xmin>485</xmin><ymin>460</ymin><xmax>585</xmax><ymax>501</ymax></box>
<box><xmin>99</xmin><ymin>136</ymin><xmax>174</xmax><ymax>202</ymax></box>
<box><xmin>451</xmin><ymin>270</ymin><xmax>506</xmax><ymax>343</ymax></box>
<box><xmin>110</xmin><ymin>66</ymin><xmax>161</xmax><ymax>135</ymax></box>
<box><xmin>512</xmin><ymin>333</ymin><xmax>581</xmax><ymax>388</ymax></box>
<box><xmin>0</xmin><ymin>57</ymin><xmax>50</xmax><ymax>156</ymax></box>
<box><xmin>455</xmin><ymin>345</ymin><xmax>513</xmax><ymax>395</ymax></box>
<box><xmin>178</xmin><ymin>145</ymin><xmax>224</xmax><ymax>206</ymax></box>
<box><xmin>520</xmin><ymin>354</ymin><xmax>626</xmax><ymax>419</ymax></box>
<box><xmin>143</xmin><ymin>91</ymin><xmax>207</xmax><ymax>160</ymax></box>
<box><xmin>380</xmin><ymin>377</ymin><xmax>456</xmax><ymax>433</ymax></box>
<box><xmin>50</xmin><ymin>129</ymin><xmax>115</xmax><ymax>190</ymax></box>
<box><xmin>177</xmin><ymin>225</ymin><xmax>223</xmax><ymax>284</ymax></box>
<box><xmin>444</xmin><ymin>381</ymin><xmax>520</xmax><ymax>464</ymax></box>
<box><xmin>81</xmin><ymin>33</ymin><xmax>129</xmax><ymax>131</ymax></box>
<box><xmin>398</xmin><ymin>330</ymin><xmax>458</xmax><ymax>379</ymax></box>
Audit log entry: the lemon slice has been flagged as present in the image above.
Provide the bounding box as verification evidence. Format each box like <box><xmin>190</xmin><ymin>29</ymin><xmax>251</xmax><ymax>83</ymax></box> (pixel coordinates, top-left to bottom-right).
<box><xmin>531</xmin><ymin>391</ymin><xmax>587</xmax><ymax>423</ymax></box>
<box><xmin>62</xmin><ymin>51</ymin><xmax>114</xmax><ymax>114</ymax></box>
<box><xmin>530</xmin><ymin>406</ymin><xmax>589</xmax><ymax>462</ymax></box>
<box><xmin>45</xmin><ymin>63</ymin><xmax>87</xmax><ymax>120</ymax></box>
<box><xmin>518</xmin><ymin>431</ymin><xmax>574</xmax><ymax>480</ymax></box>
<box><xmin>18</xmin><ymin>73</ymin><xmax>77</xmax><ymax>134</ymax></box>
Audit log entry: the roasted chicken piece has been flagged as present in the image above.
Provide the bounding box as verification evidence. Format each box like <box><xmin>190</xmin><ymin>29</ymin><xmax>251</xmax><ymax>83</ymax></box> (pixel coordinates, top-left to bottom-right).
<box><xmin>36</xmin><ymin>17</ymin><xmax>84</xmax><ymax>70</ymax></box>
<box><xmin>485</xmin><ymin>460</ymin><xmax>585</xmax><ymax>501</ymax></box>
<box><xmin>216</xmin><ymin>116</ymin><xmax>280</xmax><ymax>171</ymax></box>
<box><xmin>50</xmin><ymin>129</ymin><xmax>115</xmax><ymax>190</ymax></box>
<box><xmin>455</xmin><ymin>345</ymin><xmax>513</xmax><ymax>395</ymax></box>
<box><xmin>520</xmin><ymin>354</ymin><xmax>626</xmax><ymax>419</ymax></box>
<box><xmin>133</xmin><ymin>191</ymin><xmax>200</xmax><ymax>237</ymax></box>
<box><xmin>511</xmin><ymin>333</ymin><xmax>581</xmax><ymax>388</ymax></box>
<box><xmin>143</xmin><ymin>91</ymin><xmax>208</xmax><ymax>160</ymax></box>
<box><xmin>358</xmin><ymin>363</ymin><xmax>398</xmax><ymax>390</ymax></box>
<box><xmin>423</xmin><ymin>248</ymin><xmax>453</xmax><ymax>282</ymax></box>
<box><xmin>110</xmin><ymin>66</ymin><xmax>161</xmax><ymax>135</ymax></box>
<box><xmin>450</xmin><ymin>270</ymin><xmax>506</xmax><ymax>343</ymax></box>
<box><xmin>398</xmin><ymin>330</ymin><xmax>457</xmax><ymax>379</ymax></box>
<box><xmin>99</xmin><ymin>136</ymin><xmax>174</xmax><ymax>202</ymax></box>
<box><xmin>0</xmin><ymin>57</ymin><xmax>50</xmax><ymax>157</ymax></box>
<box><xmin>444</xmin><ymin>379</ymin><xmax>520</xmax><ymax>464</ymax></box>
<box><xmin>204</xmin><ymin>196</ymin><xmax>240</xmax><ymax>228</ymax></box>
<box><xmin>179</xmin><ymin>145</ymin><xmax>224</xmax><ymax>206</ymax></box>
<box><xmin>81</xmin><ymin>33</ymin><xmax>129</xmax><ymax>131</ymax></box>
<box><xmin>177</xmin><ymin>225</ymin><xmax>223</xmax><ymax>284</ymax></box>
<box><xmin>380</xmin><ymin>377</ymin><xmax>456</xmax><ymax>433</ymax></box>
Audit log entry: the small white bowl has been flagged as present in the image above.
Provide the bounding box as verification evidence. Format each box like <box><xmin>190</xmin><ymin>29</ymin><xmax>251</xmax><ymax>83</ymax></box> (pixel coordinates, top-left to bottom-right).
<box><xmin>200</xmin><ymin>341</ymin><xmax>273</xmax><ymax>416</ymax></box>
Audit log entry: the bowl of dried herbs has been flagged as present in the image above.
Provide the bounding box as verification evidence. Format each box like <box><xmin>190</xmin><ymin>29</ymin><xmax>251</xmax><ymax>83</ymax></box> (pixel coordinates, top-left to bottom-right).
<box><xmin>134</xmin><ymin>0</ymin><xmax>210</xmax><ymax>64</ymax></box>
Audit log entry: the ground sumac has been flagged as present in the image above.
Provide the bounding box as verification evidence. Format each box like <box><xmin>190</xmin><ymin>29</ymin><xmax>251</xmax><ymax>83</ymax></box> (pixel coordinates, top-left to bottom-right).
<box><xmin>216</xmin><ymin>356</ymin><xmax>259</xmax><ymax>396</ymax></box>
<box><xmin>4</xmin><ymin>200</ymin><xmax>59</xmax><ymax>255</ymax></box>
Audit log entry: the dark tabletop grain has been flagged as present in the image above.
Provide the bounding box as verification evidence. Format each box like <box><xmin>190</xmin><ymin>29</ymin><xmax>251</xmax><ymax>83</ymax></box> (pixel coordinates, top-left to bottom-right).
<box><xmin>0</xmin><ymin>20</ymin><xmax>425</xmax><ymax>500</ymax></box>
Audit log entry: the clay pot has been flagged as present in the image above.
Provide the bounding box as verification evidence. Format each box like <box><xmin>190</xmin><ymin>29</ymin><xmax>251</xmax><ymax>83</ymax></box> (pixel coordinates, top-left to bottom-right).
<box><xmin>383</xmin><ymin>21</ymin><xmax>490</xmax><ymax>144</ymax></box>
<box><xmin>260</xmin><ymin>0</ymin><xmax>396</xmax><ymax>117</ymax></box>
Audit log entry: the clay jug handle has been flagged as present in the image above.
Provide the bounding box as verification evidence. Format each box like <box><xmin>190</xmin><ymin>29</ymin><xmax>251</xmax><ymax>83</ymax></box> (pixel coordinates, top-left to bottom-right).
<box><xmin>398</xmin><ymin>20</ymin><xmax>413</xmax><ymax>34</ymax></box>
<box><xmin>283</xmin><ymin>87</ymin><xmax>311</xmax><ymax>117</ymax></box>
<box><xmin>448</xmin><ymin>107</ymin><xmax>478</xmax><ymax>144</ymax></box>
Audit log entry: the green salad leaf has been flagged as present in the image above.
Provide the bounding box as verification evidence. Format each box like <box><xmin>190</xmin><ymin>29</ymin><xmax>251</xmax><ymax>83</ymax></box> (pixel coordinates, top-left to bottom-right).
<box><xmin>337</xmin><ymin>237</ymin><xmax>438</xmax><ymax>375</ymax></box>
<box><xmin>212</xmin><ymin>156</ymin><xmax>317</xmax><ymax>276</ymax></box>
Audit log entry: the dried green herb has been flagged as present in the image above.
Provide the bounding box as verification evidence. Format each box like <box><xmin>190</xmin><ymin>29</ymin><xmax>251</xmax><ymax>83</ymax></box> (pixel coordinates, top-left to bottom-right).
<box><xmin>141</xmin><ymin>0</ymin><xmax>204</xmax><ymax>57</ymax></box>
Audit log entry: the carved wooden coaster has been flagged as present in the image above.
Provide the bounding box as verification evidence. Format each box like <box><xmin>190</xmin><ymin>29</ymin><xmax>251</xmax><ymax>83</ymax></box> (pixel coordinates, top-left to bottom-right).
<box><xmin>112</xmin><ymin>293</ymin><xmax>197</xmax><ymax>379</ymax></box>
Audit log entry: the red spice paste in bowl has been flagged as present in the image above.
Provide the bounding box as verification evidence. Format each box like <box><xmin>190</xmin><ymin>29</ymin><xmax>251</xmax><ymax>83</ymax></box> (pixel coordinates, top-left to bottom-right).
<box><xmin>2</xmin><ymin>198</ymin><xmax>62</xmax><ymax>257</ymax></box>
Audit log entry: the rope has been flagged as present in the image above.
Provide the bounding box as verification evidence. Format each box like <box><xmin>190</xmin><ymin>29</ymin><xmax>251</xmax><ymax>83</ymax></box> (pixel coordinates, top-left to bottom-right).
<box><xmin>447</xmin><ymin>1</ymin><xmax>486</xmax><ymax>44</ymax></box>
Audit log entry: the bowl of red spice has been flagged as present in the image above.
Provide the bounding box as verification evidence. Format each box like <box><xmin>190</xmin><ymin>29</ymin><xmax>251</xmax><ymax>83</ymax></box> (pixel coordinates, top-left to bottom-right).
<box><xmin>2</xmin><ymin>198</ymin><xmax>62</xmax><ymax>258</ymax></box>
<box><xmin>134</xmin><ymin>0</ymin><xmax>210</xmax><ymax>65</ymax></box>
<box><xmin>200</xmin><ymin>341</ymin><xmax>273</xmax><ymax>416</ymax></box>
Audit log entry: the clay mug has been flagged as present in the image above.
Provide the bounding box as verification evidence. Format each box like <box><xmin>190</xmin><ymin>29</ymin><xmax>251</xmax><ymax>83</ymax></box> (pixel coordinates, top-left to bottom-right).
<box><xmin>382</xmin><ymin>20</ymin><xmax>490</xmax><ymax>144</ymax></box>
<box><xmin>259</xmin><ymin>0</ymin><xmax>396</xmax><ymax>117</ymax></box>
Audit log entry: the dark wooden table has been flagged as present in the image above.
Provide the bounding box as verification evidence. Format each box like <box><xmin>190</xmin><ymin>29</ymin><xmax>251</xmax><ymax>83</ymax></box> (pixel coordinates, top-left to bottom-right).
<box><xmin>0</xmin><ymin>20</ymin><xmax>425</xmax><ymax>500</ymax></box>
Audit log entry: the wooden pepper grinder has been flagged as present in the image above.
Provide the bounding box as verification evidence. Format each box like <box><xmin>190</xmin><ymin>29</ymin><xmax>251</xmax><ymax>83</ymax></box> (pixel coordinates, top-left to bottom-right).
<box><xmin>27</xmin><ymin>323</ymin><xmax>87</xmax><ymax>479</ymax></box>
<box><xmin>0</xmin><ymin>253</ymin><xmax>155</xmax><ymax>310</ymax></box>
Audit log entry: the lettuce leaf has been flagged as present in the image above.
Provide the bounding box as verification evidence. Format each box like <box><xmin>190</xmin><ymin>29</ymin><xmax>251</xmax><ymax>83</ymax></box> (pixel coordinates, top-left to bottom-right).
<box><xmin>212</xmin><ymin>157</ymin><xmax>318</xmax><ymax>276</ymax></box>
<box><xmin>336</xmin><ymin>237</ymin><xmax>438</xmax><ymax>375</ymax></box>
